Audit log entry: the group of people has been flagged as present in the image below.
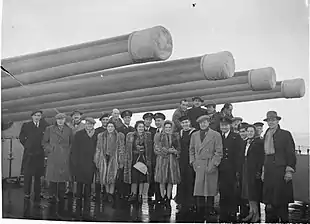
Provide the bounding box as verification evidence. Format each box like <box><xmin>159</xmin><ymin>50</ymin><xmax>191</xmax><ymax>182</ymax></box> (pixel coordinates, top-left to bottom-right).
<box><xmin>18</xmin><ymin>96</ymin><xmax>297</xmax><ymax>222</ymax></box>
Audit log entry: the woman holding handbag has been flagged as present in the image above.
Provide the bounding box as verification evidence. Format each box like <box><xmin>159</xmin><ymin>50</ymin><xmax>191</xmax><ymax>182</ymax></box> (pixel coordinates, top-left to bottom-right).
<box><xmin>124</xmin><ymin>120</ymin><xmax>153</xmax><ymax>203</ymax></box>
<box><xmin>94</xmin><ymin>121</ymin><xmax>125</xmax><ymax>205</ymax></box>
<box><xmin>154</xmin><ymin>120</ymin><xmax>181</xmax><ymax>207</ymax></box>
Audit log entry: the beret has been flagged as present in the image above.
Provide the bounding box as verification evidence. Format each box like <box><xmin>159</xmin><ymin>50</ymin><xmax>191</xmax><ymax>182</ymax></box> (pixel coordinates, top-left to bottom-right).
<box><xmin>55</xmin><ymin>113</ymin><xmax>67</xmax><ymax>119</ymax></box>
<box><xmin>85</xmin><ymin>117</ymin><xmax>96</xmax><ymax>124</ymax></box>
<box><xmin>196</xmin><ymin>115</ymin><xmax>211</xmax><ymax>123</ymax></box>
<box><xmin>31</xmin><ymin>110</ymin><xmax>43</xmax><ymax>116</ymax></box>
<box><xmin>99</xmin><ymin>113</ymin><xmax>110</xmax><ymax>120</ymax></box>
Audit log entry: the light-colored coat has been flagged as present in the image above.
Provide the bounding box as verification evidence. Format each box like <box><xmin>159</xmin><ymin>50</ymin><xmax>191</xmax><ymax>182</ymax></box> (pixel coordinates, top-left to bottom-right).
<box><xmin>189</xmin><ymin>128</ymin><xmax>223</xmax><ymax>196</ymax></box>
<box><xmin>42</xmin><ymin>125</ymin><xmax>74</xmax><ymax>182</ymax></box>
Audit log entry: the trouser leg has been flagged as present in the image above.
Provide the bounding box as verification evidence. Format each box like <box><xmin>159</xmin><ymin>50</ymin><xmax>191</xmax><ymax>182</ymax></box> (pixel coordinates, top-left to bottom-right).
<box><xmin>196</xmin><ymin>196</ymin><xmax>205</xmax><ymax>222</ymax></box>
<box><xmin>95</xmin><ymin>183</ymin><xmax>101</xmax><ymax>202</ymax></box>
<box><xmin>83</xmin><ymin>184</ymin><xmax>92</xmax><ymax>216</ymax></box>
<box><xmin>57</xmin><ymin>182</ymin><xmax>66</xmax><ymax>215</ymax></box>
<box><xmin>33</xmin><ymin>172</ymin><xmax>42</xmax><ymax>201</ymax></box>
<box><xmin>277</xmin><ymin>204</ymin><xmax>289</xmax><ymax>223</ymax></box>
<box><xmin>206</xmin><ymin>196</ymin><xmax>215</xmax><ymax>214</ymax></box>
<box><xmin>23</xmin><ymin>172</ymin><xmax>32</xmax><ymax>197</ymax></box>
<box><xmin>265</xmin><ymin>204</ymin><xmax>279</xmax><ymax>223</ymax></box>
<box><xmin>76</xmin><ymin>182</ymin><xmax>83</xmax><ymax>199</ymax></box>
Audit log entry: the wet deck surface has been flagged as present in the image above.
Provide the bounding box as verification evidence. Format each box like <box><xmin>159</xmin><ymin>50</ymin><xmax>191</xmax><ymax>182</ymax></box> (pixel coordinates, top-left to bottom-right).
<box><xmin>2</xmin><ymin>182</ymin><xmax>310</xmax><ymax>223</ymax></box>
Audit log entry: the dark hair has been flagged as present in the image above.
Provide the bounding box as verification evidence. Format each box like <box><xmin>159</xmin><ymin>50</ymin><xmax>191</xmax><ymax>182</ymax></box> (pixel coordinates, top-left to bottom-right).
<box><xmin>223</xmin><ymin>103</ymin><xmax>232</xmax><ymax>109</ymax></box>
<box><xmin>163</xmin><ymin>120</ymin><xmax>174</xmax><ymax>127</ymax></box>
<box><xmin>180</xmin><ymin>99</ymin><xmax>188</xmax><ymax>104</ymax></box>
<box><xmin>247</xmin><ymin>124</ymin><xmax>260</xmax><ymax>137</ymax></box>
<box><xmin>106</xmin><ymin>121</ymin><xmax>116</xmax><ymax>128</ymax></box>
<box><xmin>135</xmin><ymin>120</ymin><xmax>145</xmax><ymax>130</ymax></box>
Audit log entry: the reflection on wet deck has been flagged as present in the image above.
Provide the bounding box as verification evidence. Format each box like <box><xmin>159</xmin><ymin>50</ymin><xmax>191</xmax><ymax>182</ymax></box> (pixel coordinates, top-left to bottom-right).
<box><xmin>2</xmin><ymin>183</ymin><xmax>310</xmax><ymax>223</ymax></box>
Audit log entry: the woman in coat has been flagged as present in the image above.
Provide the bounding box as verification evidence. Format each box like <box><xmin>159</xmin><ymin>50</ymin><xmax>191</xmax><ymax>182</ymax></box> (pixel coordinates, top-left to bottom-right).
<box><xmin>42</xmin><ymin>113</ymin><xmax>73</xmax><ymax>215</ymax></box>
<box><xmin>154</xmin><ymin>120</ymin><xmax>181</xmax><ymax>207</ymax></box>
<box><xmin>94</xmin><ymin>121</ymin><xmax>125</xmax><ymax>204</ymax></box>
<box><xmin>240</xmin><ymin>124</ymin><xmax>264</xmax><ymax>222</ymax></box>
<box><xmin>70</xmin><ymin>117</ymin><xmax>97</xmax><ymax>218</ymax></box>
<box><xmin>124</xmin><ymin>120</ymin><xmax>153</xmax><ymax>203</ymax></box>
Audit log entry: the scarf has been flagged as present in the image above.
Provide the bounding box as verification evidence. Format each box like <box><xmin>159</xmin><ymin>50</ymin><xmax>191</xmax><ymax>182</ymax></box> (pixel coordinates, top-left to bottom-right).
<box><xmin>200</xmin><ymin>127</ymin><xmax>209</xmax><ymax>142</ymax></box>
<box><xmin>264</xmin><ymin>126</ymin><xmax>278</xmax><ymax>155</ymax></box>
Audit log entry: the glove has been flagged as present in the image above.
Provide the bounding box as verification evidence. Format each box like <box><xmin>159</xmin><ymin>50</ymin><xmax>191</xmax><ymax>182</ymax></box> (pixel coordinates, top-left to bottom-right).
<box><xmin>284</xmin><ymin>171</ymin><xmax>293</xmax><ymax>182</ymax></box>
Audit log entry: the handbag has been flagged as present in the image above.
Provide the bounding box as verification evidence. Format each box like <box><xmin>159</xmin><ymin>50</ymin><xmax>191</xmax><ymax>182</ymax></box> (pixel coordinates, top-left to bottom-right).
<box><xmin>133</xmin><ymin>154</ymin><xmax>148</xmax><ymax>175</ymax></box>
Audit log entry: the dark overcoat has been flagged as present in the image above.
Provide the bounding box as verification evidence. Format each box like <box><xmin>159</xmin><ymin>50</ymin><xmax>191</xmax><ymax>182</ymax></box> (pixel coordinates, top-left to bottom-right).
<box><xmin>208</xmin><ymin>112</ymin><xmax>222</xmax><ymax>132</ymax></box>
<box><xmin>19</xmin><ymin>120</ymin><xmax>50</xmax><ymax>176</ymax></box>
<box><xmin>240</xmin><ymin>137</ymin><xmax>264</xmax><ymax>201</ymax></box>
<box><xmin>262</xmin><ymin>125</ymin><xmax>296</xmax><ymax>206</ymax></box>
<box><xmin>187</xmin><ymin>106</ymin><xmax>207</xmax><ymax>130</ymax></box>
<box><xmin>70</xmin><ymin>129</ymin><xmax>97</xmax><ymax>184</ymax></box>
<box><xmin>218</xmin><ymin>131</ymin><xmax>243</xmax><ymax>211</ymax></box>
<box><xmin>118</xmin><ymin>125</ymin><xmax>135</xmax><ymax>142</ymax></box>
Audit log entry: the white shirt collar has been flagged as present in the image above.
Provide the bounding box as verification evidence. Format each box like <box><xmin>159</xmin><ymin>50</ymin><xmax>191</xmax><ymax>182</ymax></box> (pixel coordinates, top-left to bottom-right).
<box><xmin>224</xmin><ymin>130</ymin><xmax>230</xmax><ymax>138</ymax></box>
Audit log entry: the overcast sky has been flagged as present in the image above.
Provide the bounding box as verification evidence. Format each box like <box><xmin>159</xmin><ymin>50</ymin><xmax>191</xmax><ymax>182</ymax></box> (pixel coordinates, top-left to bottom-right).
<box><xmin>1</xmin><ymin>0</ymin><xmax>309</xmax><ymax>135</ymax></box>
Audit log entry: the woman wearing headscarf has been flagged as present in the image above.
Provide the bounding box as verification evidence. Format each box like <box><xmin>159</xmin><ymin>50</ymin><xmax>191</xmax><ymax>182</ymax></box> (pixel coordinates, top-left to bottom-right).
<box><xmin>154</xmin><ymin>120</ymin><xmax>181</xmax><ymax>207</ymax></box>
<box><xmin>94</xmin><ymin>121</ymin><xmax>125</xmax><ymax>205</ymax></box>
<box><xmin>42</xmin><ymin>113</ymin><xmax>74</xmax><ymax>217</ymax></box>
<box><xmin>240</xmin><ymin>124</ymin><xmax>264</xmax><ymax>222</ymax></box>
<box><xmin>124</xmin><ymin>120</ymin><xmax>153</xmax><ymax>203</ymax></box>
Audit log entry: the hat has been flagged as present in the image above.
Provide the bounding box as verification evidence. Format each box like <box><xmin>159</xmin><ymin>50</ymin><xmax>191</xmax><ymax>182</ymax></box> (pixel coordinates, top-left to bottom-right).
<box><xmin>192</xmin><ymin>96</ymin><xmax>204</xmax><ymax>102</ymax></box>
<box><xmin>55</xmin><ymin>113</ymin><xmax>66</xmax><ymax>119</ymax></box>
<box><xmin>205</xmin><ymin>100</ymin><xmax>216</xmax><ymax>107</ymax></box>
<box><xmin>121</xmin><ymin>110</ymin><xmax>133</xmax><ymax>118</ymax></box>
<box><xmin>178</xmin><ymin>115</ymin><xmax>190</xmax><ymax>122</ymax></box>
<box><xmin>143</xmin><ymin>112</ymin><xmax>154</xmax><ymax>120</ymax></box>
<box><xmin>99</xmin><ymin>113</ymin><xmax>110</xmax><ymax>121</ymax></box>
<box><xmin>253</xmin><ymin>122</ymin><xmax>264</xmax><ymax>127</ymax></box>
<box><xmin>85</xmin><ymin>117</ymin><xmax>96</xmax><ymax>124</ymax></box>
<box><xmin>196</xmin><ymin>115</ymin><xmax>211</xmax><ymax>123</ymax></box>
<box><xmin>263</xmin><ymin>111</ymin><xmax>282</xmax><ymax>121</ymax></box>
<box><xmin>238</xmin><ymin>122</ymin><xmax>249</xmax><ymax>130</ymax></box>
<box><xmin>71</xmin><ymin>110</ymin><xmax>83</xmax><ymax>117</ymax></box>
<box><xmin>220</xmin><ymin>116</ymin><xmax>233</xmax><ymax>124</ymax></box>
<box><xmin>232</xmin><ymin>117</ymin><xmax>243</xmax><ymax>122</ymax></box>
<box><xmin>154</xmin><ymin>112</ymin><xmax>166</xmax><ymax>120</ymax></box>
<box><xmin>31</xmin><ymin>110</ymin><xmax>43</xmax><ymax>116</ymax></box>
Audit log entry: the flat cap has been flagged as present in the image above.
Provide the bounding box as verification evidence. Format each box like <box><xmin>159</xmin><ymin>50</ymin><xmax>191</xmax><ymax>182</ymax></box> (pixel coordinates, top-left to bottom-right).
<box><xmin>192</xmin><ymin>96</ymin><xmax>204</xmax><ymax>102</ymax></box>
<box><xmin>253</xmin><ymin>122</ymin><xmax>264</xmax><ymax>127</ymax></box>
<box><xmin>232</xmin><ymin>117</ymin><xmax>243</xmax><ymax>122</ymax></box>
<box><xmin>178</xmin><ymin>115</ymin><xmax>190</xmax><ymax>122</ymax></box>
<box><xmin>143</xmin><ymin>112</ymin><xmax>154</xmax><ymax>120</ymax></box>
<box><xmin>121</xmin><ymin>110</ymin><xmax>133</xmax><ymax>118</ymax></box>
<box><xmin>220</xmin><ymin>116</ymin><xmax>233</xmax><ymax>124</ymax></box>
<box><xmin>70</xmin><ymin>110</ymin><xmax>83</xmax><ymax>117</ymax></box>
<box><xmin>99</xmin><ymin>113</ymin><xmax>110</xmax><ymax>121</ymax></box>
<box><xmin>55</xmin><ymin>113</ymin><xmax>67</xmax><ymax>119</ymax></box>
<box><xmin>154</xmin><ymin>112</ymin><xmax>166</xmax><ymax>120</ymax></box>
<box><xmin>196</xmin><ymin>115</ymin><xmax>211</xmax><ymax>123</ymax></box>
<box><xmin>85</xmin><ymin>117</ymin><xmax>96</xmax><ymax>124</ymax></box>
<box><xmin>31</xmin><ymin>110</ymin><xmax>43</xmax><ymax>116</ymax></box>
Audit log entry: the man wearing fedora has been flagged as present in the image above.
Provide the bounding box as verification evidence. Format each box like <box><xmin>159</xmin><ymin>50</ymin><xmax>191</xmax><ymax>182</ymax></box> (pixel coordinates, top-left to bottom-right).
<box><xmin>187</xmin><ymin>96</ymin><xmax>208</xmax><ymax>130</ymax></box>
<box><xmin>262</xmin><ymin>111</ymin><xmax>296</xmax><ymax>222</ymax></box>
<box><xmin>189</xmin><ymin>115</ymin><xmax>223</xmax><ymax>222</ymax></box>
<box><xmin>19</xmin><ymin>110</ymin><xmax>49</xmax><ymax>201</ymax></box>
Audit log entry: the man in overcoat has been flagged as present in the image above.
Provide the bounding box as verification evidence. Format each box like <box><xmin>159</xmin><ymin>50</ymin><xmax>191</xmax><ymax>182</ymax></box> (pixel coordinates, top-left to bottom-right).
<box><xmin>143</xmin><ymin>113</ymin><xmax>157</xmax><ymax>201</ymax></box>
<box><xmin>218</xmin><ymin>116</ymin><xmax>243</xmax><ymax>222</ymax></box>
<box><xmin>70</xmin><ymin>117</ymin><xmax>97</xmax><ymax>219</ymax></box>
<box><xmin>19</xmin><ymin>110</ymin><xmax>49</xmax><ymax>201</ymax></box>
<box><xmin>187</xmin><ymin>96</ymin><xmax>207</xmax><ymax>130</ymax></box>
<box><xmin>117</xmin><ymin>110</ymin><xmax>135</xmax><ymax>199</ymax></box>
<box><xmin>262</xmin><ymin>111</ymin><xmax>296</xmax><ymax>222</ymax></box>
<box><xmin>189</xmin><ymin>115</ymin><xmax>223</xmax><ymax>222</ymax></box>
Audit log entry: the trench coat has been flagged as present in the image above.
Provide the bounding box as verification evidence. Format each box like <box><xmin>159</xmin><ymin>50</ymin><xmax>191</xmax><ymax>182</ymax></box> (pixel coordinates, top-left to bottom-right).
<box><xmin>189</xmin><ymin>128</ymin><xmax>223</xmax><ymax>196</ymax></box>
<box><xmin>154</xmin><ymin>132</ymin><xmax>181</xmax><ymax>184</ymax></box>
<box><xmin>94</xmin><ymin>130</ymin><xmax>125</xmax><ymax>185</ymax></box>
<box><xmin>124</xmin><ymin>131</ymin><xmax>153</xmax><ymax>184</ymax></box>
<box><xmin>262</xmin><ymin>125</ymin><xmax>296</xmax><ymax>206</ymax></box>
<box><xmin>70</xmin><ymin>129</ymin><xmax>97</xmax><ymax>184</ymax></box>
<box><xmin>42</xmin><ymin>125</ymin><xmax>74</xmax><ymax>182</ymax></box>
<box><xmin>19</xmin><ymin>120</ymin><xmax>49</xmax><ymax>176</ymax></box>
